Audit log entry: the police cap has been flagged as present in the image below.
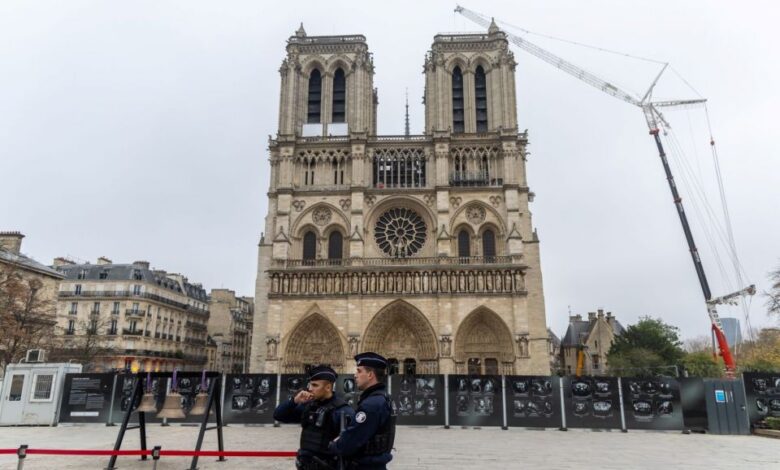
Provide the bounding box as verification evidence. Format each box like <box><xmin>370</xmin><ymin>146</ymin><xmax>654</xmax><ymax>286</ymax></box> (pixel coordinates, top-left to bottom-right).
<box><xmin>354</xmin><ymin>352</ymin><xmax>388</xmax><ymax>370</ymax></box>
<box><xmin>308</xmin><ymin>364</ymin><xmax>337</xmax><ymax>382</ymax></box>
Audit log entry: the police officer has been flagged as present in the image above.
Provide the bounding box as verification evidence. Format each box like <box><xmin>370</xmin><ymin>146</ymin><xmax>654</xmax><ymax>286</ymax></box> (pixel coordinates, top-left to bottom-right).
<box><xmin>330</xmin><ymin>352</ymin><xmax>395</xmax><ymax>470</ymax></box>
<box><xmin>274</xmin><ymin>365</ymin><xmax>355</xmax><ymax>470</ymax></box>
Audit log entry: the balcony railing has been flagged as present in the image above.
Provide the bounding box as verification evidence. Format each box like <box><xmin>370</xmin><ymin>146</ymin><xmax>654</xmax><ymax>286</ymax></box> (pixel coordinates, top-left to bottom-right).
<box><xmin>125</xmin><ymin>309</ymin><xmax>146</xmax><ymax>316</ymax></box>
<box><xmin>449</xmin><ymin>171</ymin><xmax>503</xmax><ymax>187</ymax></box>
<box><xmin>122</xmin><ymin>329</ymin><xmax>143</xmax><ymax>336</ymax></box>
<box><xmin>271</xmin><ymin>255</ymin><xmax>515</xmax><ymax>269</ymax></box>
<box><xmin>185</xmin><ymin>321</ymin><xmax>207</xmax><ymax>331</ymax></box>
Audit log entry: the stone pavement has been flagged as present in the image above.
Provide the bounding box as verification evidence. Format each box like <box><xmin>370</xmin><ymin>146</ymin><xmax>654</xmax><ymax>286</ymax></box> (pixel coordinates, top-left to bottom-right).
<box><xmin>0</xmin><ymin>424</ymin><xmax>778</xmax><ymax>469</ymax></box>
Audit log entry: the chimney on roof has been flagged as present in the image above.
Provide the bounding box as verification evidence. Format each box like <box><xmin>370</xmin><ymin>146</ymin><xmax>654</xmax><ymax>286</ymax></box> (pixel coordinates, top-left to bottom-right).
<box><xmin>53</xmin><ymin>257</ymin><xmax>75</xmax><ymax>267</ymax></box>
<box><xmin>588</xmin><ymin>311</ymin><xmax>597</xmax><ymax>321</ymax></box>
<box><xmin>97</xmin><ymin>256</ymin><xmax>112</xmax><ymax>266</ymax></box>
<box><xmin>133</xmin><ymin>261</ymin><xmax>150</xmax><ymax>269</ymax></box>
<box><xmin>597</xmin><ymin>309</ymin><xmax>605</xmax><ymax>319</ymax></box>
<box><xmin>570</xmin><ymin>314</ymin><xmax>582</xmax><ymax>322</ymax></box>
<box><xmin>0</xmin><ymin>231</ymin><xmax>24</xmax><ymax>254</ymax></box>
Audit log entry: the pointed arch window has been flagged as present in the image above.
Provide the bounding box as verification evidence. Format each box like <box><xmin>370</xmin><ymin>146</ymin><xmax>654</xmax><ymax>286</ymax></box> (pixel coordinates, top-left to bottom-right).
<box><xmin>482</xmin><ymin>229</ymin><xmax>496</xmax><ymax>261</ymax></box>
<box><xmin>328</xmin><ymin>231</ymin><xmax>343</xmax><ymax>264</ymax></box>
<box><xmin>303</xmin><ymin>231</ymin><xmax>317</xmax><ymax>265</ymax></box>
<box><xmin>307</xmin><ymin>69</ymin><xmax>322</xmax><ymax>124</ymax></box>
<box><xmin>452</xmin><ymin>66</ymin><xmax>465</xmax><ymax>133</ymax></box>
<box><xmin>458</xmin><ymin>230</ymin><xmax>471</xmax><ymax>258</ymax></box>
<box><xmin>332</xmin><ymin>68</ymin><xmax>346</xmax><ymax>123</ymax></box>
<box><xmin>475</xmin><ymin>66</ymin><xmax>488</xmax><ymax>132</ymax></box>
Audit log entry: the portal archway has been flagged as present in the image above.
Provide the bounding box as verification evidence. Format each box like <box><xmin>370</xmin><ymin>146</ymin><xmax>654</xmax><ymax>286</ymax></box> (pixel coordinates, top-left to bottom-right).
<box><xmin>362</xmin><ymin>300</ymin><xmax>438</xmax><ymax>373</ymax></box>
<box><xmin>454</xmin><ymin>307</ymin><xmax>514</xmax><ymax>374</ymax></box>
<box><xmin>282</xmin><ymin>312</ymin><xmax>346</xmax><ymax>373</ymax></box>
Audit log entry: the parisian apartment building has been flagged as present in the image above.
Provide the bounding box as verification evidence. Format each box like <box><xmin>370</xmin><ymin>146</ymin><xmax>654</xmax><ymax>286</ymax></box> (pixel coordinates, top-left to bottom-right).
<box><xmin>252</xmin><ymin>21</ymin><xmax>550</xmax><ymax>375</ymax></box>
<box><xmin>208</xmin><ymin>289</ymin><xmax>254</xmax><ymax>373</ymax></box>
<box><xmin>0</xmin><ymin>232</ymin><xmax>64</xmax><ymax>377</ymax></box>
<box><xmin>54</xmin><ymin>257</ymin><xmax>211</xmax><ymax>372</ymax></box>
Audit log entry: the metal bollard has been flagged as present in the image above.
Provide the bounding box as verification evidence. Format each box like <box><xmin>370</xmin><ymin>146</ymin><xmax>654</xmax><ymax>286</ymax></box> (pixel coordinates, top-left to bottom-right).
<box><xmin>151</xmin><ymin>446</ymin><xmax>161</xmax><ymax>470</ymax></box>
<box><xmin>16</xmin><ymin>445</ymin><xmax>28</xmax><ymax>470</ymax></box>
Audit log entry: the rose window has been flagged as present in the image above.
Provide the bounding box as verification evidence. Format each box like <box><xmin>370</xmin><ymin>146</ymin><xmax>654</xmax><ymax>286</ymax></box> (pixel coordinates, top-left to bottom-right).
<box><xmin>374</xmin><ymin>208</ymin><xmax>427</xmax><ymax>257</ymax></box>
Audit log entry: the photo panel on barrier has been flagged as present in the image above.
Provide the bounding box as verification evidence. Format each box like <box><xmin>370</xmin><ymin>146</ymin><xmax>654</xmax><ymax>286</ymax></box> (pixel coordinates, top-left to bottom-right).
<box><xmin>448</xmin><ymin>375</ymin><xmax>504</xmax><ymax>427</ymax></box>
<box><xmin>223</xmin><ymin>374</ymin><xmax>277</xmax><ymax>424</ymax></box>
<box><xmin>389</xmin><ymin>374</ymin><xmax>445</xmax><ymax>426</ymax></box>
<box><xmin>562</xmin><ymin>376</ymin><xmax>622</xmax><ymax>429</ymax></box>
<box><xmin>621</xmin><ymin>377</ymin><xmax>683</xmax><ymax>430</ymax></box>
<box><xmin>505</xmin><ymin>375</ymin><xmax>561</xmax><ymax>428</ymax></box>
<box><xmin>280</xmin><ymin>374</ymin><xmax>308</xmax><ymax>404</ymax></box>
<box><xmin>58</xmin><ymin>373</ymin><xmax>115</xmax><ymax>423</ymax></box>
<box><xmin>336</xmin><ymin>374</ymin><xmax>360</xmax><ymax>409</ymax></box>
<box><xmin>743</xmin><ymin>372</ymin><xmax>780</xmax><ymax>425</ymax></box>
<box><xmin>112</xmin><ymin>372</ymin><xmax>215</xmax><ymax>424</ymax></box>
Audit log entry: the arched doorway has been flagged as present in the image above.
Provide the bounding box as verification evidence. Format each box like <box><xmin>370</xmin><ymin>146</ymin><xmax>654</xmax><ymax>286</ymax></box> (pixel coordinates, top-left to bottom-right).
<box><xmin>362</xmin><ymin>300</ymin><xmax>438</xmax><ymax>374</ymax></box>
<box><xmin>454</xmin><ymin>307</ymin><xmax>514</xmax><ymax>375</ymax></box>
<box><xmin>282</xmin><ymin>312</ymin><xmax>345</xmax><ymax>373</ymax></box>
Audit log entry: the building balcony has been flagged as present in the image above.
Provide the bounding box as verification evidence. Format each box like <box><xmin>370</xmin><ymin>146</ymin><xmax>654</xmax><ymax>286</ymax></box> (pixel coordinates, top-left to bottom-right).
<box><xmin>122</xmin><ymin>329</ymin><xmax>143</xmax><ymax>336</ymax></box>
<box><xmin>271</xmin><ymin>255</ymin><xmax>517</xmax><ymax>270</ymax></box>
<box><xmin>125</xmin><ymin>309</ymin><xmax>146</xmax><ymax>316</ymax></box>
<box><xmin>89</xmin><ymin>309</ymin><xmax>101</xmax><ymax>315</ymax></box>
<box><xmin>269</xmin><ymin>260</ymin><xmax>528</xmax><ymax>298</ymax></box>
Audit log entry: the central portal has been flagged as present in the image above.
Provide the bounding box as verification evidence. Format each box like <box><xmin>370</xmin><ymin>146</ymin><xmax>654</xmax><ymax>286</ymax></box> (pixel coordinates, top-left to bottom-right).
<box><xmin>362</xmin><ymin>300</ymin><xmax>439</xmax><ymax>374</ymax></box>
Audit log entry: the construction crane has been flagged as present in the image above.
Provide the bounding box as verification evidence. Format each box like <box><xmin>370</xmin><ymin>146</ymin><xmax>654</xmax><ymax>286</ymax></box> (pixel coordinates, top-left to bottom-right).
<box><xmin>455</xmin><ymin>5</ymin><xmax>754</xmax><ymax>377</ymax></box>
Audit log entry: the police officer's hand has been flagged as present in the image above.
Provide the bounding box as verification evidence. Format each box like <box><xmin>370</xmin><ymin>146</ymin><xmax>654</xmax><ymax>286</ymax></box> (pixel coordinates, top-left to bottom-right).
<box><xmin>293</xmin><ymin>390</ymin><xmax>314</xmax><ymax>404</ymax></box>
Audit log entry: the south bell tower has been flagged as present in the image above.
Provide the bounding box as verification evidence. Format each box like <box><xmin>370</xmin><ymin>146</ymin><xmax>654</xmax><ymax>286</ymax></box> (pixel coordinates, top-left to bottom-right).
<box><xmin>252</xmin><ymin>22</ymin><xmax>549</xmax><ymax>377</ymax></box>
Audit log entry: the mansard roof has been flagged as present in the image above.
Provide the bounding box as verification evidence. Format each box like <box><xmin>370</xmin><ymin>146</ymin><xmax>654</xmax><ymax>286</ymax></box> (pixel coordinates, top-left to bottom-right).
<box><xmin>56</xmin><ymin>262</ymin><xmax>208</xmax><ymax>302</ymax></box>
<box><xmin>0</xmin><ymin>248</ymin><xmax>63</xmax><ymax>279</ymax></box>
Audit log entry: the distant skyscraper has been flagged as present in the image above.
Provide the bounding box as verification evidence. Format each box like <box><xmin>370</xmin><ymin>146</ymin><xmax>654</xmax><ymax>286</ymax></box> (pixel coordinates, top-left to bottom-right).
<box><xmin>720</xmin><ymin>317</ymin><xmax>742</xmax><ymax>350</ymax></box>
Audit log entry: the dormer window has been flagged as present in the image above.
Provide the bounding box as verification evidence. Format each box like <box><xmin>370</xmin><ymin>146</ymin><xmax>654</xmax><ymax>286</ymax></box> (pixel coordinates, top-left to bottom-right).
<box><xmin>307</xmin><ymin>69</ymin><xmax>322</xmax><ymax>123</ymax></box>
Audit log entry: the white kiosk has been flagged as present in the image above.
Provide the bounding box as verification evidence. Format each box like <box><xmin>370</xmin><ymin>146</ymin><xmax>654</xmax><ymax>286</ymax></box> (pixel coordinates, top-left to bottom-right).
<box><xmin>0</xmin><ymin>352</ymin><xmax>82</xmax><ymax>426</ymax></box>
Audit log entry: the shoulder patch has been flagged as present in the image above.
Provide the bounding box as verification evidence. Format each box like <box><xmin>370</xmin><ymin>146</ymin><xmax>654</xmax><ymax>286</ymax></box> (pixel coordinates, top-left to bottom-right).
<box><xmin>355</xmin><ymin>411</ymin><xmax>367</xmax><ymax>423</ymax></box>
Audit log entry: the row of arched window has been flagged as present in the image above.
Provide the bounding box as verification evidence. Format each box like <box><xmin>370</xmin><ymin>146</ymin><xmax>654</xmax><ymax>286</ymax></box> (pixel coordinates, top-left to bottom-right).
<box><xmin>307</xmin><ymin>68</ymin><xmax>346</xmax><ymax>124</ymax></box>
<box><xmin>302</xmin><ymin>230</ymin><xmax>344</xmax><ymax>263</ymax></box>
<box><xmin>452</xmin><ymin>66</ymin><xmax>488</xmax><ymax>133</ymax></box>
<box><xmin>301</xmin><ymin>228</ymin><xmax>497</xmax><ymax>261</ymax></box>
<box><xmin>457</xmin><ymin>229</ymin><xmax>497</xmax><ymax>258</ymax></box>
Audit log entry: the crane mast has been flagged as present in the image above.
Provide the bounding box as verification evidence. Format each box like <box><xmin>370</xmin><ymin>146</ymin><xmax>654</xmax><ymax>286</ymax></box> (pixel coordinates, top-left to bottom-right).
<box><xmin>455</xmin><ymin>5</ymin><xmax>754</xmax><ymax>376</ymax></box>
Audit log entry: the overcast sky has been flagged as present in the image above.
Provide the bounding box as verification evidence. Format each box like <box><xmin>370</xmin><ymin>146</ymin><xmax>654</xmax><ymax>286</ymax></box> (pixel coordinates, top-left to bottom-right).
<box><xmin>1</xmin><ymin>0</ymin><xmax>778</xmax><ymax>341</ymax></box>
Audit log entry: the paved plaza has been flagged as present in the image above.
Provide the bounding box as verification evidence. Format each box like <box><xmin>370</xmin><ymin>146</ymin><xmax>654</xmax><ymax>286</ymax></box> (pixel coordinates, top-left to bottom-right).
<box><xmin>0</xmin><ymin>424</ymin><xmax>778</xmax><ymax>469</ymax></box>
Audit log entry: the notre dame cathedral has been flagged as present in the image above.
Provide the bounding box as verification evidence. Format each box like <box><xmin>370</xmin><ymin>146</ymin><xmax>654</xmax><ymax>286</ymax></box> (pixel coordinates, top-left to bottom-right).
<box><xmin>251</xmin><ymin>20</ymin><xmax>550</xmax><ymax>376</ymax></box>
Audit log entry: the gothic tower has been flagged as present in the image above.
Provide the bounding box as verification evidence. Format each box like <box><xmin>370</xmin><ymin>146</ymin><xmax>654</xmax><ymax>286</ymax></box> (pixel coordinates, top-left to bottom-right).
<box><xmin>252</xmin><ymin>22</ymin><xmax>549</xmax><ymax>376</ymax></box>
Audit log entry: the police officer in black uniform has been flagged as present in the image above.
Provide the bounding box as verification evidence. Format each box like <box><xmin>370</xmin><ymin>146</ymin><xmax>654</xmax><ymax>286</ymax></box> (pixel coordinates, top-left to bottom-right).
<box><xmin>330</xmin><ymin>352</ymin><xmax>395</xmax><ymax>469</ymax></box>
<box><xmin>274</xmin><ymin>365</ymin><xmax>355</xmax><ymax>470</ymax></box>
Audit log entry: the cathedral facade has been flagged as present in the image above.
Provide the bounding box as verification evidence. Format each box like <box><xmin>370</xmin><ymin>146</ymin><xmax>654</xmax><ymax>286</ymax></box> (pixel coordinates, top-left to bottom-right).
<box><xmin>251</xmin><ymin>22</ymin><xmax>550</xmax><ymax>376</ymax></box>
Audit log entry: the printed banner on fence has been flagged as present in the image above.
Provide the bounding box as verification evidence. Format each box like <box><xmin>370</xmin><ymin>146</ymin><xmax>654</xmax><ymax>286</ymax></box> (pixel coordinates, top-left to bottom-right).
<box><xmin>743</xmin><ymin>372</ymin><xmax>780</xmax><ymax>425</ymax></box>
<box><xmin>58</xmin><ymin>373</ymin><xmax>115</xmax><ymax>423</ymax></box>
<box><xmin>223</xmin><ymin>374</ymin><xmax>277</xmax><ymax>424</ymax></box>
<box><xmin>389</xmin><ymin>375</ymin><xmax>446</xmax><ymax>426</ymax></box>
<box><xmin>621</xmin><ymin>377</ymin><xmax>683</xmax><ymax>430</ymax></box>
<box><xmin>505</xmin><ymin>375</ymin><xmax>562</xmax><ymax>428</ymax></box>
<box><xmin>448</xmin><ymin>375</ymin><xmax>504</xmax><ymax>427</ymax></box>
<box><xmin>562</xmin><ymin>376</ymin><xmax>622</xmax><ymax>429</ymax></box>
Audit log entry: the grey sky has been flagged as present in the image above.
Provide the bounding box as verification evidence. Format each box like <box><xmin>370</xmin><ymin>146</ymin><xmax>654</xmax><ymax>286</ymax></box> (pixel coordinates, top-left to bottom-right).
<box><xmin>1</xmin><ymin>0</ymin><xmax>778</xmax><ymax>341</ymax></box>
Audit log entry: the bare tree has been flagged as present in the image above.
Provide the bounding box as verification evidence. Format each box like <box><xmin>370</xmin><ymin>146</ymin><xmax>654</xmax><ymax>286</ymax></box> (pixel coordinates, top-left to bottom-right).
<box><xmin>0</xmin><ymin>264</ymin><xmax>57</xmax><ymax>372</ymax></box>
<box><xmin>767</xmin><ymin>264</ymin><xmax>780</xmax><ymax>320</ymax></box>
<box><xmin>50</xmin><ymin>315</ymin><xmax>115</xmax><ymax>372</ymax></box>
<box><xmin>683</xmin><ymin>335</ymin><xmax>713</xmax><ymax>353</ymax></box>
